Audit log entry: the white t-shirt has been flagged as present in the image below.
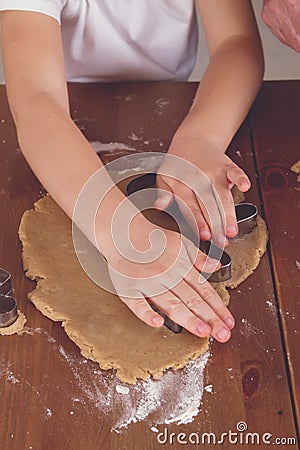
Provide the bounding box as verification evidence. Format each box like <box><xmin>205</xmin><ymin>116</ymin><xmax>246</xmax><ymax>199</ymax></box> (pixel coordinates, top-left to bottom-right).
<box><xmin>0</xmin><ymin>0</ymin><xmax>198</xmax><ymax>82</ymax></box>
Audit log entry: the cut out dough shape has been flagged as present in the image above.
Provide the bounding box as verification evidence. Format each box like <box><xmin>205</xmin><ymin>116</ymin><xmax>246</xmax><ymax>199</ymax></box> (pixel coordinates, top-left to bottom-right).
<box><xmin>0</xmin><ymin>311</ymin><xmax>27</xmax><ymax>336</ymax></box>
<box><xmin>19</xmin><ymin>193</ymin><xmax>268</xmax><ymax>384</ymax></box>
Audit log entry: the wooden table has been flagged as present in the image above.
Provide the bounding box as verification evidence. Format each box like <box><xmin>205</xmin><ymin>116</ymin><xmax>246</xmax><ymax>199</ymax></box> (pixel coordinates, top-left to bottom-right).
<box><xmin>0</xmin><ymin>81</ymin><xmax>299</xmax><ymax>450</ymax></box>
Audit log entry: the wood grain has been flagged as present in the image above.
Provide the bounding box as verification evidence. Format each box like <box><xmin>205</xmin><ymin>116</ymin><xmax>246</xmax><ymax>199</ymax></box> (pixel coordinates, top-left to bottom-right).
<box><xmin>0</xmin><ymin>82</ymin><xmax>298</xmax><ymax>449</ymax></box>
<box><xmin>249</xmin><ymin>80</ymin><xmax>300</xmax><ymax>430</ymax></box>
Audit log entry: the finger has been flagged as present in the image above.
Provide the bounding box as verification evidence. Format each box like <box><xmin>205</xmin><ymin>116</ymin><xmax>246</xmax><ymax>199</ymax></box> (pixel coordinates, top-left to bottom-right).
<box><xmin>175</xmin><ymin>184</ymin><xmax>211</xmax><ymax>240</ymax></box>
<box><xmin>170</xmin><ymin>280</ymin><xmax>232</xmax><ymax>343</ymax></box>
<box><xmin>154</xmin><ymin>174</ymin><xmax>174</xmax><ymax>210</ymax></box>
<box><xmin>197</xmin><ymin>193</ymin><xmax>227</xmax><ymax>248</ymax></box>
<box><xmin>227</xmin><ymin>165</ymin><xmax>251</xmax><ymax>193</ymax></box>
<box><xmin>193</xmin><ymin>191</ymin><xmax>227</xmax><ymax>247</ymax></box>
<box><xmin>183</xmin><ymin>238</ymin><xmax>221</xmax><ymax>273</ymax></box>
<box><xmin>213</xmin><ymin>181</ymin><xmax>238</xmax><ymax>239</ymax></box>
<box><xmin>149</xmin><ymin>292</ymin><xmax>211</xmax><ymax>338</ymax></box>
<box><xmin>186</xmin><ymin>269</ymin><xmax>235</xmax><ymax>331</ymax></box>
<box><xmin>119</xmin><ymin>293</ymin><xmax>164</xmax><ymax>328</ymax></box>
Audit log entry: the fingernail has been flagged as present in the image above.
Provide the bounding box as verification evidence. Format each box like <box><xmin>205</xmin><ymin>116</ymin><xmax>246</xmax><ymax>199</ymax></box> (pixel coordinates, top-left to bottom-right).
<box><xmin>200</xmin><ymin>230</ymin><xmax>211</xmax><ymax>240</ymax></box>
<box><xmin>197</xmin><ymin>323</ymin><xmax>211</xmax><ymax>335</ymax></box>
<box><xmin>224</xmin><ymin>317</ymin><xmax>235</xmax><ymax>329</ymax></box>
<box><xmin>216</xmin><ymin>328</ymin><xmax>230</xmax><ymax>341</ymax></box>
<box><xmin>241</xmin><ymin>181</ymin><xmax>249</xmax><ymax>189</ymax></box>
<box><xmin>227</xmin><ymin>225</ymin><xmax>237</xmax><ymax>235</ymax></box>
<box><xmin>152</xmin><ymin>315</ymin><xmax>163</xmax><ymax>326</ymax></box>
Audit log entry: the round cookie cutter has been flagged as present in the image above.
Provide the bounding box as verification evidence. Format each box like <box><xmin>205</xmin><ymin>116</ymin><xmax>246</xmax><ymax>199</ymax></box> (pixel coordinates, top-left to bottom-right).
<box><xmin>0</xmin><ymin>294</ymin><xmax>18</xmax><ymax>328</ymax></box>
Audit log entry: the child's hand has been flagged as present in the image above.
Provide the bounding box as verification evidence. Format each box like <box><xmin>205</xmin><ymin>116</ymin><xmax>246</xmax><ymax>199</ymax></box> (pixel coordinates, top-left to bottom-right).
<box><xmin>155</xmin><ymin>136</ymin><xmax>251</xmax><ymax>246</ymax></box>
<box><xmin>105</xmin><ymin>214</ymin><xmax>234</xmax><ymax>342</ymax></box>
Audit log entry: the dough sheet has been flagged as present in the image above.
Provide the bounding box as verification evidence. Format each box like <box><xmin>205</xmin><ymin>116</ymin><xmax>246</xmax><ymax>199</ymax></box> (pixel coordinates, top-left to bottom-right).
<box><xmin>19</xmin><ymin>190</ymin><xmax>268</xmax><ymax>383</ymax></box>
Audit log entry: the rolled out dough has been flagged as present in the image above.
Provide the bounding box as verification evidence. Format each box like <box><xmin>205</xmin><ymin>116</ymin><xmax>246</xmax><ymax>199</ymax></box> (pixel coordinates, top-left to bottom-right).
<box><xmin>19</xmin><ymin>192</ymin><xmax>268</xmax><ymax>384</ymax></box>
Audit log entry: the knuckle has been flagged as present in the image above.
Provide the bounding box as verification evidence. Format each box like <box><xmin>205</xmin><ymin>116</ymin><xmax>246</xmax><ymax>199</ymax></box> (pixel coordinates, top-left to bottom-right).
<box><xmin>221</xmin><ymin>195</ymin><xmax>234</xmax><ymax>209</ymax></box>
<box><xmin>129</xmin><ymin>298</ymin><xmax>147</xmax><ymax>316</ymax></box>
<box><xmin>196</xmin><ymin>252</ymin><xmax>207</xmax><ymax>265</ymax></box>
<box><xmin>199</xmin><ymin>282</ymin><xmax>215</xmax><ymax>300</ymax></box>
<box><xmin>226</xmin><ymin>214</ymin><xmax>237</xmax><ymax>225</ymax></box>
<box><xmin>188</xmin><ymin>210</ymin><xmax>207</xmax><ymax>226</ymax></box>
<box><xmin>185</xmin><ymin>293</ymin><xmax>204</xmax><ymax>310</ymax></box>
<box><xmin>163</xmin><ymin>298</ymin><xmax>183</xmax><ymax>314</ymax></box>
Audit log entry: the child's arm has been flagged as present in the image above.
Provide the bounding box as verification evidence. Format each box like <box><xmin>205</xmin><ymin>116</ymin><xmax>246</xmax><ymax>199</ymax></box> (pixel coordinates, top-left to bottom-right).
<box><xmin>156</xmin><ymin>0</ymin><xmax>264</xmax><ymax>245</ymax></box>
<box><xmin>1</xmin><ymin>10</ymin><xmax>235</xmax><ymax>342</ymax></box>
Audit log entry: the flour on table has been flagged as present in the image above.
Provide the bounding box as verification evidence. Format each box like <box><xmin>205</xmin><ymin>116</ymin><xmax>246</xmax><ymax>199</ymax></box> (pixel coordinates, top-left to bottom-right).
<box><xmin>1</xmin><ymin>328</ymin><xmax>210</xmax><ymax>431</ymax></box>
<box><xmin>90</xmin><ymin>141</ymin><xmax>136</xmax><ymax>153</ymax></box>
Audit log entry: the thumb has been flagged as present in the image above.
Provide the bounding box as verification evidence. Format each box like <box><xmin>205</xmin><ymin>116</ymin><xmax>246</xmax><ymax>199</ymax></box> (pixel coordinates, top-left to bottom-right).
<box><xmin>154</xmin><ymin>175</ymin><xmax>174</xmax><ymax>210</ymax></box>
<box><xmin>227</xmin><ymin>165</ymin><xmax>251</xmax><ymax>192</ymax></box>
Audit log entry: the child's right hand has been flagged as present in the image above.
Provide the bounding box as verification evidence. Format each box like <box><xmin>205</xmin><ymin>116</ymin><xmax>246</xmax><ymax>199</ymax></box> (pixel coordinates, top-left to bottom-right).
<box><xmin>154</xmin><ymin>139</ymin><xmax>251</xmax><ymax>248</ymax></box>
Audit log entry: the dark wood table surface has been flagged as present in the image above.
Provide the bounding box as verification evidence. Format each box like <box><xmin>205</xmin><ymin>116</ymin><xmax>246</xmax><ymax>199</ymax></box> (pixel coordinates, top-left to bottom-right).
<box><xmin>0</xmin><ymin>81</ymin><xmax>299</xmax><ymax>450</ymax></box>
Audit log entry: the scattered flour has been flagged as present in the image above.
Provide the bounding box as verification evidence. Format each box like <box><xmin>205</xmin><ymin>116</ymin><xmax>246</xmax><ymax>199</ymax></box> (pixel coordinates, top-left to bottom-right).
<box><xmin>0</xmin><ymin>367</ymin><xmax>20</xmax><ymax>384</ymax></box>
<box><xmin>52</xmin><ymin>341</ymin><xmax>210</xmax><ymax>431</ymax></box>
<box><xmin>235</xmin><ymin>150</ymin><xmax>242</xmax><ymax>159</ymax></box>
<box><xmin>128</xmin><ymin>132</ymin><xmax>142</xmax><ymax>142</ymax></box>
<box><xmin>90</xmin><ymin>141</ymin><xmax>136</xmax><ymax>153</ymax></box>
<box><xmin>154</xmin><ymin>98</ymin><xmax>171</xmax><ymax>116</ymax></box>
<box><xmin>116</xmin><ymin>385</ymin><xmax>130</xmax><ymax>395</ymax></box>
<box><xmin>204</xmin><ymin>384</ymin><xmax>213</xmax><ymax>393</ymax></box>
<box><xmin>89</xmin><ymin>141</ymin><xmax>164</xmax><ymax>174</ymax></box>
<box><xmin>1</xmin><ymin>313</ymin><xmax>211</xmax><ymax>431</ymax></box>
<box><xmin>265</xmin><ymin>298</ymin><xmax>277</xmax><ymax>316</ymax></box>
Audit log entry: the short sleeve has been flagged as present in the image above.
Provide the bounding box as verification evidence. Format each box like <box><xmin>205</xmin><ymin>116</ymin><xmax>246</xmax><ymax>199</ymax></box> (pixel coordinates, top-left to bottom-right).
<box><xmin>0</xmin><ymin>0</ymin><xmax>66</xmax><ymax>24</ymax></box>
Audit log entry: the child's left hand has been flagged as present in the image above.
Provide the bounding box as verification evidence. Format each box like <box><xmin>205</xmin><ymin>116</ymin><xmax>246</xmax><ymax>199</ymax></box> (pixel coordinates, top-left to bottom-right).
<box><xmin>155</xmin><ymin>135</ymin><xmax>251</xmax><ymax>246</ymax></box>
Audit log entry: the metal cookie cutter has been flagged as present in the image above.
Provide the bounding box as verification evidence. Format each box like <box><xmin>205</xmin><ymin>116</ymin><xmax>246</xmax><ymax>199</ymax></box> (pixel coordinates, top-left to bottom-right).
<box><xmin>235</xmin><ymin>203</ymin><xmax>258</xmax><ymax>238</ymax></box>
<box><xmin>201</xmin><ymin>241</ymin><xmax>232</xmax><ymax>283</ymax></box>
<box><xmin>0</xmin><ymin>268</ymin><xmax>18</xmax><ymax>328</ymax></box>
<box><xmin>0</xmin><ymin>267</ymin><xmax>12</xmax><ymax>296</ymax></box>
<box><xmin>201</xmin><ymin>203</ymin><xmax>258</xmax><ymax>283</ymax></box>
<box><xmin>126</xmin><ymin>174</ymin><xmax>258</xmax><ymax>333</ymax></box>
<box><xmin>150</xmin><ymin>304</ymin><xmax>183</xmax><ymax>334</ymax></box>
